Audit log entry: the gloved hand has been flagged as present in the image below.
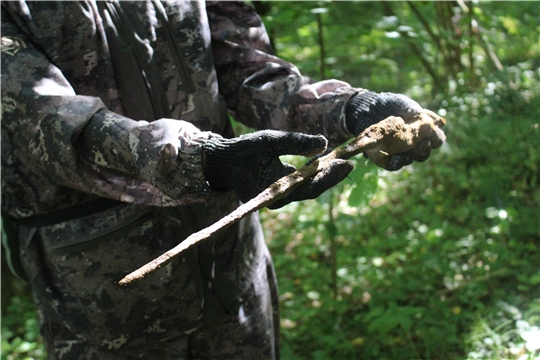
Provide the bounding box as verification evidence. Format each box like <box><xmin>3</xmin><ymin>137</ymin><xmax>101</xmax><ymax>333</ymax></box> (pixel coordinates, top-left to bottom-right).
<box><xmin>202</xmin><ymin>130</ymin><xmax>353</xmax><ymax>209</ymax></box>
<box><xmin>346</xmin><ymin>91</ymin><xmax>433</xmax><ymax>171</ymax></box>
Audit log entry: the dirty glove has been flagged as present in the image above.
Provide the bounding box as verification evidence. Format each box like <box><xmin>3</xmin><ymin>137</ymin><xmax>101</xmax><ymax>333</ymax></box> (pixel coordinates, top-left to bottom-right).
<box><xmin>346</xmin><ymin>91</ymin><xmax>431</xmax><ymax>171</ymax></box>
<box><xmin>202</xmin><ymin>130</ymin><xmax>353</xmax><ymax>209</ymax></box>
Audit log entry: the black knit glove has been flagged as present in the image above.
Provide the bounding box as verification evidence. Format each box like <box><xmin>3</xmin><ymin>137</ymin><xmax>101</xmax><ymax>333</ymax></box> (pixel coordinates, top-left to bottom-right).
<box><xmin>346</xmin><ymin>91</ymin><xmax>428</xmax><ymax>171</ymax></box>
<box><xmin>202</xmin><ymin>130</ymin><xmax>353</xmax><ymax>209</ymax></box>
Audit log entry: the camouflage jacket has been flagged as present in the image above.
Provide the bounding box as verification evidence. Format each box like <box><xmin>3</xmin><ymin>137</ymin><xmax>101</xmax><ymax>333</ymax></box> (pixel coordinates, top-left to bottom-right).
<box><xmin>1</xmin><ymin>1</ymin><xmax>359</xmax><ymax>219</ymax></box>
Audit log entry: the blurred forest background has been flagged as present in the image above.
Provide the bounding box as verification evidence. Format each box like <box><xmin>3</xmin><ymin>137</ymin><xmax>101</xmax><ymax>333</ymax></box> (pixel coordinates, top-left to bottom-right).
<box><xmin>2</xmin><ymin>1</ymin><xmax>539</xmax><ymax>359</ymax></box>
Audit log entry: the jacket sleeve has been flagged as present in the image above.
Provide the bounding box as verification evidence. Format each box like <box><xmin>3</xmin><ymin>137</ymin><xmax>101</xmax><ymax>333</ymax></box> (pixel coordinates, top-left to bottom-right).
<box><xmin>207</xmin><ymin>1</ymin><xmax>358</xmax><ymax>147</ymax></box>
<box><xmin>1</xmin><ymin>11</ymin><xmax>215</xmax><ymax>212</ymax></box>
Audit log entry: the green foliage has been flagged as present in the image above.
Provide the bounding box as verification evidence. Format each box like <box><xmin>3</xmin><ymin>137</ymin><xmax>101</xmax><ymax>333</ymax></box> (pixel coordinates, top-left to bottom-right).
<box><xmin>258</xmin><ymin>1</ymin><xmax>539</xmax><ymax>359</ymax></box>
<box><xmin>1</xmin><ymin>222</ymin><xmax>46</xmax><ymax>359</ymax></box>
<box><xmin>343</xmin><ymin>158</ymin><xmax>379</xmax><ymax>208</ymax></box>
<box><xmin>2</xmin><ymin>1</ymin><xmax>539</xmax><ymax>359</ymax></box>
<box><xmin>263</xmin><ymin>89</ymin><xmax>539</xmax><ymax>358</ymax></box>
<box><xmin>1</xmin><ymin>293</ymin><xmax>45</xmax><ymax>360</ymax></box>
<box><xmin>467</xmin><ymin>300</ymin><xmax>540</xmax><ymax>359</ymax></box>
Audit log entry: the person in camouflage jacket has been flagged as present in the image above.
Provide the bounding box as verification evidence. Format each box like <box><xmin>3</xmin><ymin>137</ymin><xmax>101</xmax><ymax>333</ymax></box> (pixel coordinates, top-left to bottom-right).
<box><xmin>1</xmin><ymin>1</ymin><xmax>445</xmax><ymax>359</ymax></box>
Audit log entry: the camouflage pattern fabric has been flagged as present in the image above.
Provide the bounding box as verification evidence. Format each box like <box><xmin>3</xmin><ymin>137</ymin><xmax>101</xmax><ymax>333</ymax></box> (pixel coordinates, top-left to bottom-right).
<box><xmin>18</xmin><ymin>197</ymin><xmax>279</xmax><ymax>359</ymax></box>
<box><xmin>1</xmin><ymin>1</ymin><xmax>362</xmax><ymax>359</ymax></box>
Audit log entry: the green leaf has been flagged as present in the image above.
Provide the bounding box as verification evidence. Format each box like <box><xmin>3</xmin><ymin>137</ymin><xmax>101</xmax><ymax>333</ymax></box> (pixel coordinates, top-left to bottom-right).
<box><xmin>346</xmin><ymin>160</ymin><xmax>379</xmax><ymax>207</ymax></box>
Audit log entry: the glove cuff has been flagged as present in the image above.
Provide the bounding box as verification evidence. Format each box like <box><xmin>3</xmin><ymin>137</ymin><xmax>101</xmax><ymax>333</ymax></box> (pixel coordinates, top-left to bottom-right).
<box><xmin>345</xmin><ymin>90</ymin><xmax>380</xmax><ymax>136</ymax></box>
<box><xmin>202</xmin><ymin>136</ymin><xmax>238</xmax><ymax>191</ymax></box>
